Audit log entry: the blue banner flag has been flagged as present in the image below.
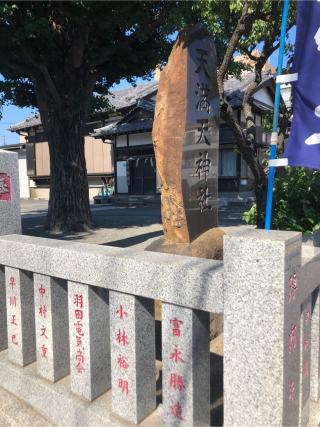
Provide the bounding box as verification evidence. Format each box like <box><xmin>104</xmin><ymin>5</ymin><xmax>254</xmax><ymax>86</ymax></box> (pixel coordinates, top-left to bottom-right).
<box><xmin>284</xmin><ymin>0</ymin><xmax>320</xmax><ymax>169</ymax></box>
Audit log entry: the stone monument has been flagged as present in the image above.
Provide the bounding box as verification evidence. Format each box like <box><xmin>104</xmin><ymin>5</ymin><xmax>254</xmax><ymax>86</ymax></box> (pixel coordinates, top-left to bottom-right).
<box><xmin>0</xmin><ymin>149</ymin><xmax>21</xmax><ymax>236</ymax></box>
<box><xmin>148</xmin><ymin>24</ymin><xmax>224</xmax><ymax>259</ymax></box>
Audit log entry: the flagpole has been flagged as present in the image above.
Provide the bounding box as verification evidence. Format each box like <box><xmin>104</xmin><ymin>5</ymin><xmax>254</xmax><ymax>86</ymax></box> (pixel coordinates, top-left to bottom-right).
<box><xmin>265</xmin><ymin>0</ymin><xmax>290</xmax><ymax>230</ymax></box>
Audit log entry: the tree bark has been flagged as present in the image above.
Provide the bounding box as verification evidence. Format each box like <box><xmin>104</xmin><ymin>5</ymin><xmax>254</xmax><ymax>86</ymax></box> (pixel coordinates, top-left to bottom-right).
<box><xmin>43</xmin><ymin>109</ymin><xmax>93</xmax><ymax>232</ymax></box>
<box><xmin>32</xmin><ymin>64</ymin><xmax>95</xmax><ymax>232</ymax></box>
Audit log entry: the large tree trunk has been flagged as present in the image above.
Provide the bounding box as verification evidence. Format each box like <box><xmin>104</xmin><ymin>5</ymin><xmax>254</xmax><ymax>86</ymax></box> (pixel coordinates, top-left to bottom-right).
<box><xmin>33</xmin><ymin>70</ymin><xmax>95</xmax><ymax>232</ymax></box>
<box><xmin>42</xmin><ymin>108</ymin><xmax>93</xmax><ymax>232</ymax></box>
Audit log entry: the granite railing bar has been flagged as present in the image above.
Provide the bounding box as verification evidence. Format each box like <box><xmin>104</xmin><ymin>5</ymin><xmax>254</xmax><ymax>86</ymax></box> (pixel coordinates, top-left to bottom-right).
<box><xmin>0</xmin><ymin>235</ymin><xmax>224</xmax><ymax>314</ymax></box>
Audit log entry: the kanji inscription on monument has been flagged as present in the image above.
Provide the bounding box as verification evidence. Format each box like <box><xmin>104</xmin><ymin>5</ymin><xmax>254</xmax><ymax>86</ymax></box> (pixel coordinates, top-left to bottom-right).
<box><xmin>0</xmin><ymin>173</ymin><xmax>11</xmax><ymax>201</ymax></box>
<box><xmin>153</xmin><ymin>24</ymin><xmax>219</xmax><ymax>243</ymax></box>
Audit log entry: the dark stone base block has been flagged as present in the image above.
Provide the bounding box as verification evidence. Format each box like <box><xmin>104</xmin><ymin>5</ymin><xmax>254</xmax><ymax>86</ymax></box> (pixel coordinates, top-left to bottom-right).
<box><xmin>145</xmin><ymin>227</ymin><xmax>225</xmax><ymax>261</ymax></box>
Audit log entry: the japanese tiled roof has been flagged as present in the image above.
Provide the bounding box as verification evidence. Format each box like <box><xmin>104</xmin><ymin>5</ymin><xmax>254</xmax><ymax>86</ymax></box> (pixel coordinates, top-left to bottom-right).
<box><xmin>93</xmin><ymin>99</ymin><xmax>154</xmax><ymax>137</ymax></box>
<box><xmin>9</xmin><ymin>73</ymin><xmax>274</xmax><ymax>133</ymax></box>
<box><xmin>9</xmin><ymin>114</ymin><xmax>42</xmax><ymax>132</ymax></box>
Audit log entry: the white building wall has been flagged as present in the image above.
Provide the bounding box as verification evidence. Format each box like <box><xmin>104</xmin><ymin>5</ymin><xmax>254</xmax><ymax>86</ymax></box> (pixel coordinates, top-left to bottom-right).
<box><xmin>18</xmin><ymin>151</ymin><xmax>29</xmax><ymax>199</ymax></box>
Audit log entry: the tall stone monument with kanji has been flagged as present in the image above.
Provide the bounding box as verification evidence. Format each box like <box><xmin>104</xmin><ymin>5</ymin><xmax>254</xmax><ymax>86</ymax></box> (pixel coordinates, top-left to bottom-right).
<box><xmin>149</xmin><ymin>24</ymin><xmax>224</xmax><ymax>259</ymax></box>
<box><xmin>0</xmin><ymin>149</ymin><xmax>21</xmax><ymax>236</ymax></box>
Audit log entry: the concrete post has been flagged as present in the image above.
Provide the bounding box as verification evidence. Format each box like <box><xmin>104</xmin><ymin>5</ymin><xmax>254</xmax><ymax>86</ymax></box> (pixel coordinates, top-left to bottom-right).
<box><xmin>162</xmin><ymin>303</ymin><xmax>210</xmax><ymax>426</ymax></box>
<box><xmin>224</xmin><ymin>229</ymin><xmax>302</xmax><ymax>427</ymax></box>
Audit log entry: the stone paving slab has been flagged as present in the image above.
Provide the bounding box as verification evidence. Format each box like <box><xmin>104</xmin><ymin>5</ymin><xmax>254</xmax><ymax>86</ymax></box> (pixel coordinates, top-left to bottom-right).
<box><xmin>0</xmin><ymin>349</ymin><xmax>163</xmax><ymax>427</ymax></box>
<box><xmin>0</xmin><ymin>386</ymin><xmax>53</xmax><ymax>426</ymax></box>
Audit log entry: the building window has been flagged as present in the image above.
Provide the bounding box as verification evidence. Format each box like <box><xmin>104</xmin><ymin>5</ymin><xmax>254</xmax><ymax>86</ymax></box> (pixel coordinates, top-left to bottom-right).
<box><xmin>219</xmin><ymin>150</ymin><xmax>237</xmax><ymax>177</ymax></box>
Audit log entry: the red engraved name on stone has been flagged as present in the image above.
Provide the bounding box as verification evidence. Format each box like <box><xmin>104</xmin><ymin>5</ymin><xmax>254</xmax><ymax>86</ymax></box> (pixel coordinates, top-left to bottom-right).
<box><xmin>304</xmin><ymin>338</ymin><xmax>311</xmax><ymax>352</ymax></box>
<box><xmin>11</xmin><ymin>334</ymin><xmax>18</xmax><ymax>345</ymax></box>
<box><xmin>75</xmin><ymin>348</ymin><xmax>85</xmax><ymax>373</ymax></box>
<box><xmin>289</xmin><ymin>381</ymin><xmax>295</xmax><ymax>401</ymax></box>
<box><xmin>118</xmin><ymin>378</ymin><xmax>129</xmax><ymax>395</ymax></box>
<box><xmin>9</xmin><ymin>276</ymin><xmax>15</xmax><ymax>290</ymax></box>
<box><xmin>170</xmin><ymin>345</ymin><xmax>185</xmax><ymax>363</ymax></box>
<box><xmin>73</xmin><ymin>294</ymin><xmax>85</xmax><ymax>374</ymax></box>
<box><xmin>10</xmin><ymin>314</ymin><xmax>17</xmax><ymax>326</ymax></box>
<box><xmin>38</xmin><ymin>304</ymin><xmax>47</xmax><ymax>318</ymax></box>
<box><xmin>76</xmin><ymin>335</ymin><xmax>83</xmax><ymax>347</ymax></box>
<box><xmin>74</xmin><ymin>309</ymin><xmax>83</xmax><ymax>320</ymax></box>
<box><xmin>288</xmin><ymin>273</ymin><xmax>297</xmax><ymax>303</ymax></box>
<box><xmin>38</xmin><ymin>285</ymin><xmax>46</xmax><ymax>297</ymax></box>
<box><xmin>117</xmin><ymin>355</ymin><xmax>129</xmax><ymax>370</ymax></box>
<box><xmin>116</xmin><ymin>329</ymin><xmax>129</xmax><ymax>346</ymax></box>
<box><xmin>74</xmin><ymin>294</ymin><xmax>83</xmax><ymax>309</ymax></box>
<box><xmin>117</xmin><ymin>304</ymin><xmax>128</xmax><ymax>319</ymax></box>
<box><xmin>9</xmin><ymin>295</ymin><xmax>16</xmax><ymax>307</ymax></box>
<box><xmin>170</xmin><ymin>401</ymin><xmax>184</xmax><ymax>420</ymax></box>
<box><xmin>170</xmin><ymin>318</ymin><xmax>183</xmax><ymax>337</ymax></box>
<box><xmin>74</xmin><ymin>320</ymin><xmax>84</xmax><ymax>336</ymax></box>
<box><xmin>288</xmin><ymin>324</ymin><xmax>297</xmax><ymax>353</ymax></box>
<box><xmin>41</xmin><ymin>325</ymin><xmax>48</xmax><ymax>340</ymax></box>
<box><xmin>303</xmin><ymin>360</ymin><xmax>310</xmax><ymax>378</ymax></box>
<box><xmin>169</xmin><ymin>373</ymin><xmax>185</xmax><ymax>391</ymax></box>
<box><xmin>41</xmin><ymin>344</ymin><xmax>48</xmax><ymax>359</ymax></box>
<box><xmin>0</xmin><ymin>173</ymin><xmax>11</xmax><ymax>201</ymax></box>
<box><xmin>304</xmin><ymin>309</ymin><xmax>312</xmax><ymax>324</ymax></box>
<box><xmin>7</xmin><ymin>273</ymin><xmax>19</xmax><ymax>348</ymax></box>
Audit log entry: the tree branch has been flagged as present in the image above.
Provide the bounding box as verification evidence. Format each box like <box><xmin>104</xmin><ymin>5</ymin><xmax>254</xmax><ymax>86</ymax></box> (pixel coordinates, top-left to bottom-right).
<box><xmin>217</xmin><ymin>0</ymin><xmax>250</xmax><ymax>97</ymax></box>
<box><xmin>38</xmin><ymin>64</ymin><xmax>62</xmax><ymax>106</ymax></box>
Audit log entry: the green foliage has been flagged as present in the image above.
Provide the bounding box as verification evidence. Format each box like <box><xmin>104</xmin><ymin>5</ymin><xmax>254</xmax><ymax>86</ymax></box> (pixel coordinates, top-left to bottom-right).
<box><xmin>243</xmin><ymin>168</ymin><xmax>320</xmax><ymax>233</ymax></box>
<box><xmin>195</xmin><ymin>0</ymin><xmax>296</xmax><ymax>77</ymax></box>
<box><xmin>0</xmin><ymin>1</ymin><xmax>192</xmax><ymax>110</ymax></box>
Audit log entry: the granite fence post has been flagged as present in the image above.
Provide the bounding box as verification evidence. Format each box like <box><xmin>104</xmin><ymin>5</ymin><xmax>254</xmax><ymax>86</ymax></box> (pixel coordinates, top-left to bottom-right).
<box><xmin>34</xmin><ymin>274</ymin><xmax>69</xmax><ymax>382</ymax></box>
<box><xmin>68</xmin><ymin>281</ymin><xmax>110</xmax><ymax>401</ymax></box>
<box><xmin>162</xmin><ymin>303</ymin><xmax>210</xmax><ymax>426</ymax></box>
<box><xmin>311</xmin><ymin>287</ymin><xmax>320</xmax><ymax>402</ymax></box>
<box><xmin>5</xmin><ymin>267</ymin><xmax>35</xmax><ymax>366</ymax></box>
<box><xmin>300</xmin><ymin>295</ymin><xmax>312</xmax><ymax>426</ymax></box>
<box><xmin>110</xmin><ymin>291</ymin><xmax>156</xmax><ymax>424</ymax></box>
<box><xmin>0</xmin><ymin>149</ymin><xmax>21</xmax><ymax>236</ymax></box>
<box><xmin>0</xmin><ymin>266</ymin><xmax>7</xmax><ymax>350</ymax></box>
<box><xmin>224</xmin><ymin>229</ymin><xmax>302</xmax><ymax>427</ymax></box>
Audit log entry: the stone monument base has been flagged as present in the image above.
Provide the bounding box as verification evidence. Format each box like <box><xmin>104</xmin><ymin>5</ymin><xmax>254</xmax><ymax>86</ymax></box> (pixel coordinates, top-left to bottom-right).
<box><xmin>146</xmin><ymin>227</ymin><xmax>225</xmax><ymax>338</ymax></box>
<box><xmin>146</xmin><ymin>227</ymin><xmax>225</xmax><ymax>260</ymax></box>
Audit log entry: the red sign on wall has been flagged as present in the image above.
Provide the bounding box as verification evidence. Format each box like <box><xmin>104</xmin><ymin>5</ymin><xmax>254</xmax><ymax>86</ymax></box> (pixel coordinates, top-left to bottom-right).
<box><xmin>0</xmin><ymin>173</ymin><xmax>11</xmax><ymax>201</ymax></box>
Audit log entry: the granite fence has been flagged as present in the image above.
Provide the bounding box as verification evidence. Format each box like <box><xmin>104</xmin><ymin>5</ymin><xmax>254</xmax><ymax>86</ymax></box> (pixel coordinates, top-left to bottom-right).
<box><xmin>0</xmin><ymin>151</ymin><xmax>320</xmax><ymax>426</ymax></box>
<box><xmin>0</xmin><ymin>230</ymin><xmax>318</xmax><ymax>426</ymax></box>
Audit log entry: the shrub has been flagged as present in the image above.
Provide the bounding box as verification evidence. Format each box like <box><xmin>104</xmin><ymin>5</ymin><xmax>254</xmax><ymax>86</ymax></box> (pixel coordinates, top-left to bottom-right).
<box><xmin>243</xmin><ymin>167</ymin><xmax>320</xmax><ymax>234</ymax></box>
